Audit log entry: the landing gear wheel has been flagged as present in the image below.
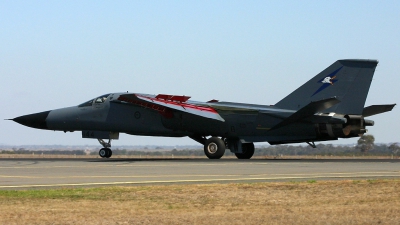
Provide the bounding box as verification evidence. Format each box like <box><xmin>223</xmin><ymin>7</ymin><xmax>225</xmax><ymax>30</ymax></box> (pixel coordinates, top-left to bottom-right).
<box><xmin>99</xmin><ymin>148</ymin><xmax>112</xmax><ymax>158</ymax></box>
<box><xmin>204</xmin><ymin>137</ymin><xmax>225</xmax><ymax>159</ymax></box>
<box><xmin>235</xmin><ymin>143</ymin><xmax>255</xmax><ymax>159</ymax></box>
<box><xmin>98</xmin><ymin>138</ymin><xmax>112</xmax><ymax>158</ymax></box>
<box><xmin>99</xmin><ymin>148</ymin><xmax>107</xmax><ymax>158</ymax></box>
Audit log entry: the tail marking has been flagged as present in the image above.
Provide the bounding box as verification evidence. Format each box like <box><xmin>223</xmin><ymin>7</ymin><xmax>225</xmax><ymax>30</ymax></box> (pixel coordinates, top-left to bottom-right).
<box><xmin>311</xmin><ymin>66</ymin><xmax>343</xmax><ymax>97</ymax></box>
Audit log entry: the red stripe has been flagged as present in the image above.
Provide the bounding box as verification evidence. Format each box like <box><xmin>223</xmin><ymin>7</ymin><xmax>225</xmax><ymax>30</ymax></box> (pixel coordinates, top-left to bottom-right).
<box><xmin>139</xmin><ymin>95</ymin><xmax>218</xmax><ymax>114</ymax></box>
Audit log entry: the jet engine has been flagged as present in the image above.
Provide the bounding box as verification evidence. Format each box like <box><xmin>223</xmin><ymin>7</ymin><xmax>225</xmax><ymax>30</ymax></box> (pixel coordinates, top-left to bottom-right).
<box><xmin>315</xmin><ymin>114</ymin><xmax>373</xmax><ymax>139</ymax></box>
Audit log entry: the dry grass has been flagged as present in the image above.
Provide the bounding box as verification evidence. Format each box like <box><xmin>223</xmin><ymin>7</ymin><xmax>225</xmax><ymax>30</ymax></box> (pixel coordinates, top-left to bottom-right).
<box><xmin>0</xmin><ymin>179</ymin><xmax>399</xmax><ymax>224</ymax></box>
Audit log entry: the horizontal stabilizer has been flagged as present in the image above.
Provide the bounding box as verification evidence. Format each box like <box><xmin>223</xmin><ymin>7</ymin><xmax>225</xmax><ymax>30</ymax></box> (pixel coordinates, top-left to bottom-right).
<box><xmin>271</xmin><ymin>97</ymin><xmax>340</xmax><ymax>130</ymax></box>
<box><xmin>362</xmin><ymin>104</ymin><xmax>396</xmax><ymax>117</ymax></box>
<box><xmin>117</xmin><ymin>94</ymin><xmax>225</xmax><ymax>122</ymax></box>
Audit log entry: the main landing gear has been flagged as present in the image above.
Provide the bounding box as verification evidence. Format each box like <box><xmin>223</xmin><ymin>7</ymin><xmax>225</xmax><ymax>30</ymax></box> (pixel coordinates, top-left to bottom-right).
<box><xmin>234</xmin><ymin>143</ymin><xmax>255</xmax><ymax>159</ymax></box>
<box><xmin>199</xmin><ymin>136</ymin><xmax>255</xmax><ymax>159</ymax></box>
<box><xmin>98</xmin><ymin>139</ymin><xmax>113</xmax><ymax>158</ymax></box>
<box><xmin>204</xmin><ymin>137</ymin><xmax>226</xmax><ymax>159</ymax></box>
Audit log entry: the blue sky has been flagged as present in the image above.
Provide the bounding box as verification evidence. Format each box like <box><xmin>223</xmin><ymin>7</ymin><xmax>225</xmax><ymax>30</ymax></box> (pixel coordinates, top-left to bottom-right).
<box><xmin>1</xmin><ymin>1</ymin><xmax>399</xmax><ymax>146</ymax></box>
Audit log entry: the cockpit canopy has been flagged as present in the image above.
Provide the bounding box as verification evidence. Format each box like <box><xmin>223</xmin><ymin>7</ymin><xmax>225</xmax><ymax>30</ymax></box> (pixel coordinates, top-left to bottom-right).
<box><xmin>78</xmin><ymin>94</ymin><xmax>110</xmax><ymax>107</ymax></box>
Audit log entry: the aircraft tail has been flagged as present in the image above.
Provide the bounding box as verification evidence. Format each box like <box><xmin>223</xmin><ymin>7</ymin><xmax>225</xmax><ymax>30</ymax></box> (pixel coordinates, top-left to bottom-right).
<box><xmin>275</xmin><ymin>59</ymin><xmax>378</xmax><ymax>115</ymax></box>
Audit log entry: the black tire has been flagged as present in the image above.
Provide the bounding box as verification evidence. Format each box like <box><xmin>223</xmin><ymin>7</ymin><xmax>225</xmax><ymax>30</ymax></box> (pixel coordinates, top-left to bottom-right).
<box><xmin>99</xmin><ymin>148</ymin><xmax>112</xmax><ymax>158</ymax></box>
<box><xmin>99</xmin><ymin>148</ymin><xmax>108</xmax><ymax>158</ymax></box>
<box><xmin>204</xmin><ymin>137</ymin><xmax>225</xmax><ymax>159</ymax></box>
<box><xmin>235</xmin><ymin>143</ymin><xmax>255</xmax><ymax>159</ymax></box>
<box><xmin>107</xmin><ymin>148</ymin><xmax>112</xmax><ymax>158</ymax></box>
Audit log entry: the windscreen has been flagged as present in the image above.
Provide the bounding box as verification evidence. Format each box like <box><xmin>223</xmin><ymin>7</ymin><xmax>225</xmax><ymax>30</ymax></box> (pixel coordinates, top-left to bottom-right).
<box><xmin>78</xmin><ymin>94</ymin><xmax>110</xmax><ymax>107</ymax></box>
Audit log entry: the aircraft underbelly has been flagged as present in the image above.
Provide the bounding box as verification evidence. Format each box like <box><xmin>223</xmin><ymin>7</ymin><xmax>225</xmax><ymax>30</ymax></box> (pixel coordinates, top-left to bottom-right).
<box><xmin>161</xmin><ymin>112</ymin><xmax>225</xmax><ymax>135</ymax></box>
<box><xmin>160</xmin><ymin>111</ymin><xmax>262</xmax><ymax>137</ymax></box>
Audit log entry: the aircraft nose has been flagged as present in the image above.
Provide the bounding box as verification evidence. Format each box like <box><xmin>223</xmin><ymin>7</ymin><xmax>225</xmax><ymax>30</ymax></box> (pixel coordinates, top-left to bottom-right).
<box><xmin>12</xmin><ymin>111</ymin><xmax>51</xmax><ymax>130</ymax></box>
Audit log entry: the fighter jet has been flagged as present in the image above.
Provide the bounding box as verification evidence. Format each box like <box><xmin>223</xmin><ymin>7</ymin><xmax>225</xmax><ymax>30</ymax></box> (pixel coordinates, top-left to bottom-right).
<box><xmin>10</xmin><ymin>59</ymin><xmax>395</xmax><ymax>159</ymax></box>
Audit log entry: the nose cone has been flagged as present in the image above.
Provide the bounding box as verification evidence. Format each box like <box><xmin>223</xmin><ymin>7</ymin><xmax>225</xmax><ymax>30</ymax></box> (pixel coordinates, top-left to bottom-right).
<box><xmin>12</xmin><ymin>111</ymin><xmax>50</xmax><ymax>130</ymax></box>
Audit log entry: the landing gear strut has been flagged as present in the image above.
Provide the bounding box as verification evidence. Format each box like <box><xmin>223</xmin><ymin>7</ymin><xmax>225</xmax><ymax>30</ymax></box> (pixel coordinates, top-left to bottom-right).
<box><xmin>98</xmin><ymin>139</ymin><xmax>113</xmax><ymax>158</ymax></box>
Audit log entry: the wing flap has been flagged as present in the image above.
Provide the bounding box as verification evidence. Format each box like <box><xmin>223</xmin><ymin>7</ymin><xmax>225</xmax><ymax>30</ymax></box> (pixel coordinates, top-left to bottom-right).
<box><xmin>155</xmin><ymin>94</ymin><xmax>191</xmax><ymax>102</ymax></box>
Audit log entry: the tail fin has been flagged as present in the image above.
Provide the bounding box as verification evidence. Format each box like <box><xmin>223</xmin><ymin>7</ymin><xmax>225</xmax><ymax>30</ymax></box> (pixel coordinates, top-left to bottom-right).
<box><xmin>275</xmin><ymin>59</ymin><xmax>378</xmax><ymax>115</ymax></box>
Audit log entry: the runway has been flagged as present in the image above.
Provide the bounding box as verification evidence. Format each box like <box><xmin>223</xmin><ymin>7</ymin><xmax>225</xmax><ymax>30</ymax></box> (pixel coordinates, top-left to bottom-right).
<box><xmin>0</xmin><ymin>158</ymin><xmax>399</xmax><ymax>189</ymax></box>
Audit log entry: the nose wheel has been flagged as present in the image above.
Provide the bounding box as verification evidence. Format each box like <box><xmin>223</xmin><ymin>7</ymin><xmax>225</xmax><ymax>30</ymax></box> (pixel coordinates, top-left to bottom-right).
<box><xmin>99</xmin><ymin>148</ymin><xmax>112</xmax><ymax>158</ymax></box>
<box><xmin>98</xmin><ymin>139</ymin><xmax>113</xmax><ymax>158</ymax></box>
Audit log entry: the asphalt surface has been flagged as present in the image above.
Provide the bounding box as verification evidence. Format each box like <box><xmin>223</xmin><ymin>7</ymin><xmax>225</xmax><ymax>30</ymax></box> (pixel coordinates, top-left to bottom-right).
<box><xmin>0</xmin><ymin>158</ymin><xmax>399</xmax><ymax>189</ymax></box>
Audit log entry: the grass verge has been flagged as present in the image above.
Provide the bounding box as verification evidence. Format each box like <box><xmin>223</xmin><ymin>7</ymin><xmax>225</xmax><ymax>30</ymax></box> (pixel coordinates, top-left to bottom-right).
<box><xmin>0</xmin><ymin>179</ymin><xmax>399</xmax><ymax>224</ymax></box>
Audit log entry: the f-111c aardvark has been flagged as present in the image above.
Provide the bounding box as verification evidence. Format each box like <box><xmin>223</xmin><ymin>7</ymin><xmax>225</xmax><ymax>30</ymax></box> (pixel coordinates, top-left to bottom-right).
<box><xmin>11</xmin><ymin>59</ymin><xmax>395</xmax><ymax>159</ymax></box>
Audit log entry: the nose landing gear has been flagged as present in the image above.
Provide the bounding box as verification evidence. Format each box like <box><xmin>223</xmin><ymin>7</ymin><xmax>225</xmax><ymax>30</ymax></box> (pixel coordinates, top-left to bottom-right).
<box><xmin>98</xmin><ymin>139</ymin><xmax>113</xmax><ymax>158</ymax></box>
<box><xmin>99</xmin><ymin>147</ymin><xmax>112</xmax><ymax>158</ymax></box>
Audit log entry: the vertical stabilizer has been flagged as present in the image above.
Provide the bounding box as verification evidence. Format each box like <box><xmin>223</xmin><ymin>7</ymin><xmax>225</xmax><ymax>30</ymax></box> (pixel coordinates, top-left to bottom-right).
<box><xmin>275</xmin><ymin>59</ymin><xmax>378</xmax><ymax>115</ymax></box>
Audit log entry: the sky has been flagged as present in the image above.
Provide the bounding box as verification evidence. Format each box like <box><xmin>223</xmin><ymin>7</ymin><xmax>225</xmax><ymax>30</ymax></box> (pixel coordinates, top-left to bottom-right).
<box><xmin>1</xmin><ymin>1</ymin><xmax>399</xmax><ymax>147</ymax></box>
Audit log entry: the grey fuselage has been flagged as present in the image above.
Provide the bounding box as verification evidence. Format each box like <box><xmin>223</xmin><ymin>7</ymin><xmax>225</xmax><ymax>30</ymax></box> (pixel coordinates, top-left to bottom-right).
<box><xmin>38</xmin><ymin>92</ymin><xmax>334</xmax><ymax>144</ymax></box>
